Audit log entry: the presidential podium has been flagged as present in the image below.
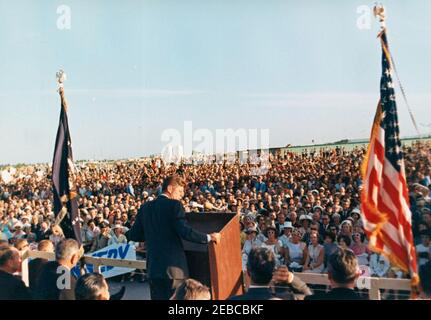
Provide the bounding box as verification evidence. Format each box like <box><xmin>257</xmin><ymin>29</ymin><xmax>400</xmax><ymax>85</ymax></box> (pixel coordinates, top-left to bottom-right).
<box><xmin>183</xmin><ymin>212</ymin><xmax>244</xmax><ymax>300</ymax></box>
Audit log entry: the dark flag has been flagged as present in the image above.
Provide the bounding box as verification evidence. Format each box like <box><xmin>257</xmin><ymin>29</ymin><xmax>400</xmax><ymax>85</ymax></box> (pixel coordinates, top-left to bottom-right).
<box><xmin>52</xmin><ymin>86</ymin><xmax>82</xmax><ymax>243</ymax></box>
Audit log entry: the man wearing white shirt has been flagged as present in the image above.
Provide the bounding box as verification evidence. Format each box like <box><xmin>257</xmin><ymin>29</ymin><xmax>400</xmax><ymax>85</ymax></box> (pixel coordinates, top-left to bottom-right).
<box><xmin>416</xmin><ymin>231</ymin><xmax>431</xmax><ymax>267</ymax></box>
<box><xmin>369</xmin><ymin>253</ymin><xmax>390</xmax><ymax>277</ymax></box>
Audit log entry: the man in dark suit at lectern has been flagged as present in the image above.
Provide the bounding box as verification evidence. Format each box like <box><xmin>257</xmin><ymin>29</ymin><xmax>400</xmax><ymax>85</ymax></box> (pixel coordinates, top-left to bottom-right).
<box><xmin>128</xmin><ymin>175</ymin><xmax>221</xmax><ymax>300</ymax></box>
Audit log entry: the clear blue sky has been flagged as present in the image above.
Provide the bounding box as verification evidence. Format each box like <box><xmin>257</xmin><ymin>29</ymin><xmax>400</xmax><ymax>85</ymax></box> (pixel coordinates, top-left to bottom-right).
<box><xmin>0</xmin><ymin>0</ymin><xmax>430</xmax><ymax>165</ymax></box>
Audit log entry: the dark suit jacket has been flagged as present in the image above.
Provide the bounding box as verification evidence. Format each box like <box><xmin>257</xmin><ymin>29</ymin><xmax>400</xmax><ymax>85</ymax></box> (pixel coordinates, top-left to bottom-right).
<box><xmin>0</xmin><ymin>270</ymin><xmax>31</xmax><ymax>300</ymax></box>
<box><xmin>28</xmin><ymin>257</ymin><xmax>49</xmax><ymax>293</ymax></box>
<box><xmin>127</xmin><ymin>195</ymin><xmax>208</xmax><ymax>280</ymax></box>
<box><xmin>305</xmin><ymin>287</ymin><xmax>366</xmax><ymax>300</ymax></box>
<box><xmin>319</xmin><ymin>224</ymin><xmax>330</xmax><ymax>236</ymax></box>
<box><xmin>36</xmin><ymin>229</ymin><xmax>51</xmax><ymax>242</ymax></box>
<box><xmin>33</xmin><ymin>261</ymin><xmax>76</xmax><ymax>300</ymax></box>
<box><xmin>229</xmin><ymin>287</ymin><xmax>275</xmax><ymax>300</ymax></box>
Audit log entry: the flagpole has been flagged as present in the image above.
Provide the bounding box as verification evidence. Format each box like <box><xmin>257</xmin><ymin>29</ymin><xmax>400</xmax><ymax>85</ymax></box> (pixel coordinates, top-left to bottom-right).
<box><xmin>369</xmin><ymin>4</ymin><xmax>421</xmax><ymax>298</ymax></box>
<box><xmin>57</xmin><ymin>69</ymin><xmax>68</xmax><ymax>112</ymax></box>
<box><xmin>52</xmin><ymin>69</ymin><xmax>82</xmax><ymax>246</ymax></box>
<box><xmin>373</xmin><ymin>3</ymin><xmax>386</xmax><ymax>31</ymax></box>
<box><xmin>53</xmin><ymin>69</ymin><xmax>69</xmax><ymax>228</ymax></box>
<box><xmin>373</xmin><ymin>4</ymin><xmax>421</xmax><ymax>136</ymax></box>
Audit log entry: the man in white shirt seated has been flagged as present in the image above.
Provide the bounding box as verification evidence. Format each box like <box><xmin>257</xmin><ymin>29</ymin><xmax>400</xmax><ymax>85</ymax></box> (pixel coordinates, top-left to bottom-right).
<box><xmin>369</xmin><ymin>252</ymin><xmax>390</xmax><ymax>277</ymax></box>
<box><xmin>416</xmin><ymin>230</ymin><xmax>431</xmax><ymax>267</ymax></box>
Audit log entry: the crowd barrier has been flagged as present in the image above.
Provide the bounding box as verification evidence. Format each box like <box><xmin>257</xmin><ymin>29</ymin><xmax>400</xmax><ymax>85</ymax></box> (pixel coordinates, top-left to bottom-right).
<box><xmin>21</xmin><ymin>249</ymin><xmax>411</xmax><ymax>300</ymax></box>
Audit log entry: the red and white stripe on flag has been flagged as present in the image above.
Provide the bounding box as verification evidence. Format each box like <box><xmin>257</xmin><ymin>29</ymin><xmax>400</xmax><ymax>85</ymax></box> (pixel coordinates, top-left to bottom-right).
<box><xmin>360</xmin><ymin>30</ymin><xmax>418</xmax><ymax>285</ymax></box>
<box><xmin>361</xmin><ymin>105</ymin><xmax>417</xmax><ymax>277</ymax></box>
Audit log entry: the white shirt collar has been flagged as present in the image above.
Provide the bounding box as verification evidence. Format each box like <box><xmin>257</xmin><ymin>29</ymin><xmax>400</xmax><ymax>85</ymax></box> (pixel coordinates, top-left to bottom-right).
<box><xmin>249</xmin><ymin>285</ymin><xmax>269</xmax><ymax>289</ymax></box>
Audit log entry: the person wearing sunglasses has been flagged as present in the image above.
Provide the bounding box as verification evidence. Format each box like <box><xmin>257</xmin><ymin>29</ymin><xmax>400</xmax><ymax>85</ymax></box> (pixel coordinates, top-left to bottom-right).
<box><xmin>260</xmin><ymin>226</ymin><xmax>283</xmax><ymax>267</ymax></box>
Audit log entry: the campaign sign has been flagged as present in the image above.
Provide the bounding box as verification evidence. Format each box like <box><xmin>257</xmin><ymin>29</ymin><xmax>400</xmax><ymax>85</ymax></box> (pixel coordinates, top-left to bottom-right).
<box><xmin>72</xmin><ymin>243</ymin><xmax>137</xmax><ymax>278</ymax></box>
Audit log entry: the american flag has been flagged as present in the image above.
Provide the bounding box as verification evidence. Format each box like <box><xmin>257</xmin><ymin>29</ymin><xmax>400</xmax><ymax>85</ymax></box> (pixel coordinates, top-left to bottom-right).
<box><xmin>360</xmin><ymin>30</ymin><xmax>418</xmax><ymax>284</ymax></box>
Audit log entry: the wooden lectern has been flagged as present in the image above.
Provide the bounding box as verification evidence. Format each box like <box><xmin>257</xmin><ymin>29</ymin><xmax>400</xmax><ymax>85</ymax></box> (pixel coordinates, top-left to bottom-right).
<box><xmin>183</xmin><ymin>212</ymin><xmax>244</xmax><ymax>300</ymax></box>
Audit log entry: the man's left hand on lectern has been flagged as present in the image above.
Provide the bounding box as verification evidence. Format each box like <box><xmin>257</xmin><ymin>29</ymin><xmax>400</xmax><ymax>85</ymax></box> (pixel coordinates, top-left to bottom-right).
<box><xmin>210</xmin><ymin>232</ymin><xmax>221</xmax><ymax>244</ymax></box>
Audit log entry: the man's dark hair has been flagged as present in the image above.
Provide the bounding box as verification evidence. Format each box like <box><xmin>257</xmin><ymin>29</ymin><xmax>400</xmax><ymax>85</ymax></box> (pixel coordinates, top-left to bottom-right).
<box><xmin>0</xmin><ymin>245</ymin><xmax>15</xmax><ymax>266</ymax></box>
<box><xmin>419</xmin><ymin>260</ymin><xmax>431</xmax><ymax>296</ymax></box>
<box><xmin>75</xmin><ymin>273</ymin><xmax>108</xmax><ymax>300</ymax></box>
<box><xmin>327</xmin><ymin>248</ymin><xmax>358</xmax><ymax>285</ymax></box>
<box><xmin>247</xmin><ymin>248</ymin><xmax>276</xmax><ymax>285</ymax></box>
<box><xmin>324</xmin><ymin>231</ymin><xmax>336</xmax><ymax>243</ymax></box>
<box><xmin>337</xmin><ymin>234</ymin><xmax>352</xmax><ymax>247</ymax></box>
<box><xmin>162</xmin><ymin>175</ymin><xmax>185</xmax><ymax>192</ymax></box>
<box><xmin>420</xmin><ymin>229</ymin><xmax>431</xmax><ymax>238</ymax></box>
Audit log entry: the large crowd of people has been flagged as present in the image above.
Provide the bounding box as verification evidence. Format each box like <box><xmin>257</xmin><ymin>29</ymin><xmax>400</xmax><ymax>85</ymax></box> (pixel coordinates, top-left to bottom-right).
<box><xmin>0</xmin><ymin>140</ymin><xmax>430</xmax><ymax>299</ymax></box>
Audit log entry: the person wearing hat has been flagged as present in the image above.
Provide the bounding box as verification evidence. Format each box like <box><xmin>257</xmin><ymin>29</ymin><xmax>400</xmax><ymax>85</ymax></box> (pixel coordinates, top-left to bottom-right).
<box><xmin>260</xmin><ymin>226</ymin><xmax>283</xmax><ymax>266</ymax></box>
<box><xmin>279</xmin><ymin>222</ymin><xmax>293</xmax><ymax>248</ymax></box>
<box><xmin>10</xmin><ymin>222</ymin><xmax>25</xmax><ymax>243</ymax></box>
<box><xmin>350</xmin><ymin>209</ymin><xmax>363</xmax><ymax>228</ymax></box>
<box><xmin>298</xmin><ymin>214</ymin><xmax>312</xmax><ymax>237</ymax></box>
<box><xmin>312</xmin><ymin>206</ymin><xmax>323</xmax><ymax>223</ymax></box>
<box><xmin>108</xmin><ymin>224</ymin><xmax>128</xmax><ymax>245</ymax></box>
<box><xmin>340</xmin><ymin>220</ymin><xmax>353</xmax><ymax>238</ymax></box>
<box><xmin>242</xmin><ymin>225</ymin><xmax>262</xmax><ymax>271</ymax></box>
<box><xmin>285</xmin><ymin>228</ymin><xmax>307</xmax><ymax>272</ymax></box>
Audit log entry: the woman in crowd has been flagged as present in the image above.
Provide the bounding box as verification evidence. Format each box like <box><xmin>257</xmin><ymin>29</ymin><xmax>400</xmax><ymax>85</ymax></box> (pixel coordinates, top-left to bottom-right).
<box><xmin>303</xmin><ymin>231</ymin><xmax>325</xmax><ymax>273</ymax></box>
<box><xmin>350</xmin><ymin>232</ymin><xmax>370</xmax><ymax>266</ymax></box>
<box><xmin>298</xmin><ymin>214</ymin><xmax>312</xmax><ymax>239</ymax></box>
<box><xmin>339</xmin><ymin>220</ymin><xmax>353</xmax><ymax>238</ymax></box>
<box><xmin>108</xmin><ymin>224</ymin><xmax>128</xmax><ymax>245</ymax></box>
<box><xmin>337</xmin><ymin>234</ymin><xmax>352</xmax><ymax>251</ymax></box>
<box><xmin>11</xmin><ymin>222</ymin><xmax>26</xmax><ymax>243</ymax></box>
<box><xmin>322</xmin><ymin>231</ymin><xmax>338</xmax><ymax>271</ymax></box>
<box><xmin>0</xmin><ymin>216</ymin><xmax>12</xmax><ymax>241</ymax></box>
<box><xmin>260</xmin><ymin>226</ymin><xmax>283</xmax><ymax>266</ymax></box>
<box><xmin>242</xmin><ymin>225</ymin><xmax>262</xmax><ymax>270</ymax></box>
<box><xmin>284</xmin><ymin>228</ymin><xmax>307</xmax><ymax>272</ymax></box>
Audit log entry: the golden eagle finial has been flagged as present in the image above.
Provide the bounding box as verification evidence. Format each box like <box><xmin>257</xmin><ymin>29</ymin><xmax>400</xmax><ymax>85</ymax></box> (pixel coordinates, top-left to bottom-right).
<box><xmin>373</xmin><ymin>3</ymin><xmax>386</xmax><ymax>29</ymax></box>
